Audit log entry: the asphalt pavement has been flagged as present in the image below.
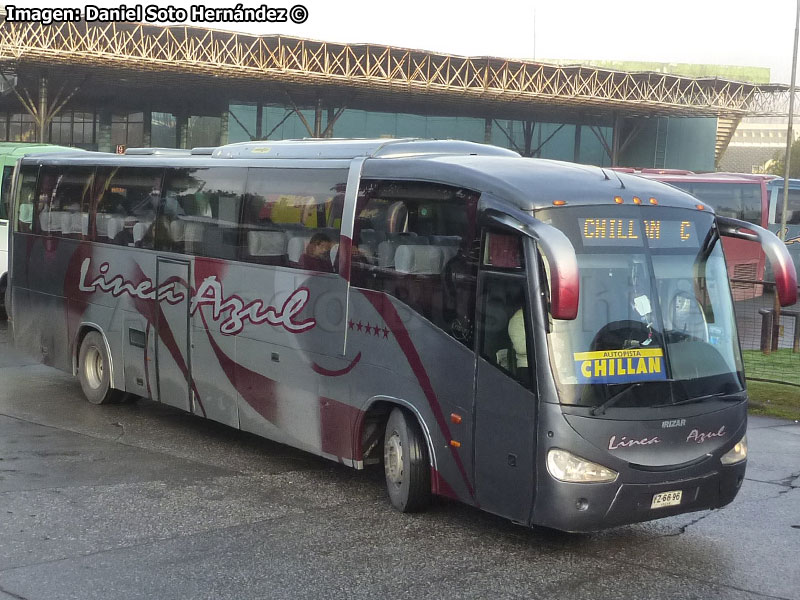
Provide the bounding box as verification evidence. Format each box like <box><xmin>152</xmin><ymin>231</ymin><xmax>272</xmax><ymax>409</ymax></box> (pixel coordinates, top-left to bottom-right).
<box><xmin>0</xmin><ymin>320</ymin><xmax>798</xmax><ymax>600</ymax></box>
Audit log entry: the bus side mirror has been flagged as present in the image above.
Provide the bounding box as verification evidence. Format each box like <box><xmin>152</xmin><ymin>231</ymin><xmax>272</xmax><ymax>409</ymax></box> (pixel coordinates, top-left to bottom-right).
<box><xmin>482</xmin><ymin>207</ymin><xmax>579</xmax><ymax>320</ymax></box>
<box><xmin>530</xmin><ymin>222</ymin><xmax>580</xmax><ymax>320</ymax></box>
<box><xmin>717</xmin><ymin>216</ymin><xmax>798</xmax><ymax>307</ymax></box>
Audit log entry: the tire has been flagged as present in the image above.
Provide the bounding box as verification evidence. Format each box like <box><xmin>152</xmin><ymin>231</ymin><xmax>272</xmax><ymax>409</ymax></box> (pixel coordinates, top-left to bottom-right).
<box><xmin>77</xmin><ymin>331</ymin><xmax>125</xmax><ymax>405</ymax></box>
<box><xmin>383</xmin><ymin>407</ymin><xmax>431</xmax><ymax>513</ymax></box>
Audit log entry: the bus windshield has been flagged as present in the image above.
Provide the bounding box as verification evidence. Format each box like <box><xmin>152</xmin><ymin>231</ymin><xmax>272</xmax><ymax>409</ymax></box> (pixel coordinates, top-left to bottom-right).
<box><xmin>540</xmin><ymin>205</ymin><xmax>744</xmax><ymax>409</ymax></box>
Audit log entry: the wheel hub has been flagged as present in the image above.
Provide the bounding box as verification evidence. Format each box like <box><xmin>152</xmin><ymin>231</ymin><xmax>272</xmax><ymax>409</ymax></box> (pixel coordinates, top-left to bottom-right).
<box><xmin>384</xmin><ymin>432</ymin><xmax>404</xmax><ymax>486</ymax></box>
<box><xmin>84</xmin><ymin>346</ymin><xmax>104</xmax><ymax>390</ymax></box>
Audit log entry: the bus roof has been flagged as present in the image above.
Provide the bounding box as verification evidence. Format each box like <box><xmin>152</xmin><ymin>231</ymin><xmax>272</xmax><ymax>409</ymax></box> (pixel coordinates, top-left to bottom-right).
<box><xmin>211</xmin><ymin>138</ymin><xmax>520</xmax><ymax>160</ymax></box>
<box><xmin>635</xmin><ymin>171</ymin><xmax>766</xmax><ymax>185</ymax></box>
<box><xmin>0</xmin><ymin>142</ymin><xmax>84</xmax><ymax>158</ymax></box>
<box><xmin>766</xmin><ymin>177</ymin><xmax>800</xmax><ymax>189</ymax></box>
<box><xmin>20</xmin><ymin>138</ymin><xmax>708</xmax><ymax>213</ymax></box>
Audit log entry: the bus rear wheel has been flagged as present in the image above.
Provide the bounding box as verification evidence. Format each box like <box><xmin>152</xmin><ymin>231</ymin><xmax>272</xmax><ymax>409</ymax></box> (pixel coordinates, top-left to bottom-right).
<box><xmin>383</xmin><ymin>408</ymin><xmax>431</xmax><ymax>513</ymax></box>
<box><xmin>78</xmin><ymin>331</ymin><xmax>125</xmax><ymax>405</ymax></box>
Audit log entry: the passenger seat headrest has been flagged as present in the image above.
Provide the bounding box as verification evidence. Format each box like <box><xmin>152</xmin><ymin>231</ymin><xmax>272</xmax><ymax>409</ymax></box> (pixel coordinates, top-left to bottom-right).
<box><xmin>247</xmin><ymin>230</ymin><xmax>287</xmax><ymax>256</ymax></box>
<box><xmin>395</xmin><ymin>245</ymin><xmax>445</xmax><ymax>275</ymax></box>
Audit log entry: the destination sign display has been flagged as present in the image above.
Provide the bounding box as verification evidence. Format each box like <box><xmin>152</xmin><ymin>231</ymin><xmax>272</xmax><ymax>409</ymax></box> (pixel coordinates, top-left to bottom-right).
<box><xmin>579</xmin><ymin>218</ymin><xmax>700</xmax><ymax>249</ymax></box>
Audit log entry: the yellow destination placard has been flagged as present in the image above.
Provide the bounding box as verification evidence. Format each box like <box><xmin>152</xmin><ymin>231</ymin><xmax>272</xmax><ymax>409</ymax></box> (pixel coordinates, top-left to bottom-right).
<box><xmin>573</xmin><ymin>348</ymin><xmax>665</xmax><ymax>383</ymax></box>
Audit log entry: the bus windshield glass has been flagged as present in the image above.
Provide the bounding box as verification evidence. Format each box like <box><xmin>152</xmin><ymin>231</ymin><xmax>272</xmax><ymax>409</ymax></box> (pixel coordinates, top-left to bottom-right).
<box><xmin>540</xmin><ymin>205</ymin><xmax>744</xmax><ymax>409</ymax></box>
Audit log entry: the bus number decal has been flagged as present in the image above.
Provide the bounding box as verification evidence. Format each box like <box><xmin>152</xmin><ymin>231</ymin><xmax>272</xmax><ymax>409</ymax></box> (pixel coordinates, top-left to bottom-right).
<box><xmin>77</xmin><ymin>257</ymin><xmax>316</xmax><ymax>336</ymax></box>
<box><xmin>573</xmin><ymin>348</ymin><xmax>666</xmax><ymax>384</ymax></box>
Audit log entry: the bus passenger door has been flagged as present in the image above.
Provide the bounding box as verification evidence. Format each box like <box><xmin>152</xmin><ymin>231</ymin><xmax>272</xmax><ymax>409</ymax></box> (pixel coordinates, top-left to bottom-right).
<box><xmin>155</xmin><ymin>257</ymin><xmax>192</xmax><ymax>413</ymax></box>
<box><xmin>472</xmin><ymin>232</ymin><xmax>536</xmax><ymax>523</ymax></box>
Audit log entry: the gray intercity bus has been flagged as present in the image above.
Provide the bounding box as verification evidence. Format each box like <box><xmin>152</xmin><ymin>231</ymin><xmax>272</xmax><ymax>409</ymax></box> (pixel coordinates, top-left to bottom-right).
<box><xmin>6</xmin><ymin>139</ymin><xmax>796</xmax><ymax>531</ymax></box>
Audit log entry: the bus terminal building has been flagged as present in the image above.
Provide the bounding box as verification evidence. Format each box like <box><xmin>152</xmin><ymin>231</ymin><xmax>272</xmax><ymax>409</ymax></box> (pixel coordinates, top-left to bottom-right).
<box><xmin>0</xmin><ymin>16</ymin><xmax>788</xmax><ymax>171</ymax></box>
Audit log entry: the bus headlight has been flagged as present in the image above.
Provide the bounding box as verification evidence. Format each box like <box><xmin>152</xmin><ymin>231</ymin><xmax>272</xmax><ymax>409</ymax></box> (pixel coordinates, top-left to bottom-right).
<box><xmin>546</xmin><ymin>448</ymin><xmax>618</xmax><ymax>483</ymax></box>
<box><xmin>720</xmin><ymin>435</ymin><xmax>747</xmax><ymax>465</ymax></box>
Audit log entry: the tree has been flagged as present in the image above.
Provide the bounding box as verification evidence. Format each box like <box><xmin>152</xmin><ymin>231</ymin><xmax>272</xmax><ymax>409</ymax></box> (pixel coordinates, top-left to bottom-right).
<box><xmin>767</xmin><ymin>135</ymin><xmax>800</xmax><ymax>178</ymax></box>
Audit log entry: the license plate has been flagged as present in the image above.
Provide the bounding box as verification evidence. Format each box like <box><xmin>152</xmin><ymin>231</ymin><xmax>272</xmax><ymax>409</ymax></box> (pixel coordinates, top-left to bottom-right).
<box><xmin>651</xmin><ymin>490</ymin><xmax>682</xmax><ymax>509</ymax></box>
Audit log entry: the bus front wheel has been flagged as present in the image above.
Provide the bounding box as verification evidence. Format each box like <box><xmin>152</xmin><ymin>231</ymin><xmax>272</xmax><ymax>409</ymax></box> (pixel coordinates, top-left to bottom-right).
<box><xmin>383</xmin><ymin>408</ymin><xmax>431</xmax><ymax>513</ymax></box>
<box><xmin>78</xmin><ymin>331</ymin><xmax>125</xmax><ymax>405</ymax></box>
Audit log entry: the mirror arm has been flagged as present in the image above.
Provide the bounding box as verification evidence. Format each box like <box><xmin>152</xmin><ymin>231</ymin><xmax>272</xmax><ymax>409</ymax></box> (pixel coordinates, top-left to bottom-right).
<box><xmin>716</xmin><ymin>216</ymin><xmax>798</xmax><ymax>307</ymax></box>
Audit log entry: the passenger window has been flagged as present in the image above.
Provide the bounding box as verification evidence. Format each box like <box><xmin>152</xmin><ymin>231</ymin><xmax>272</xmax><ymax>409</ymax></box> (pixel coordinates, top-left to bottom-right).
<box><xmin>94</xmin><ymin>167</ymin><xmax>164</xmax><ymax>247</ymax></box>
<box><xmin>0</xmin><ymin>166</ymin><xmax>14</xmax><ymax>220</ymax></box>
<box><xmin>676</xmin><ymin>182</ymin><xmax>762</xmax><ymax>226</ymax></box>
<box><xmin>478</xmin><ymin>244</ymin><xmax>532</xmax><ymax>388</ymax></box>
<box><xmin>159</xmin><ymin>167</ymin><xmax>244</xmax><ymax>258</ymax></box>
<box><xmin>774</xmin><ymin>189</ymin><xmax>800</xmax><ymax>226</ymax></box>
<box><xmin>352</xmin><ymin>180</ymin><xmax>479</xmax><ymax>348</ymax></box>
<box><xmin>34</xmin><ymin>166</ymin><xmax>95</xmax><ymax>238</ymax></box>
<box><xmin>241</xmin><ymin>168</ymin><xmax>346</xmax><ymax>271</ymax></box>
<box><xmin>13</xmin><ymin>165</ymin><xmax>38</xmax><ymax>233</ymax></box>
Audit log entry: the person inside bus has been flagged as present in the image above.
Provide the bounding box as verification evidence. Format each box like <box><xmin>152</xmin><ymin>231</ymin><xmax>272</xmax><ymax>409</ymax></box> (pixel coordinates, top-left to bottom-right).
<box><xmin>299</xmin><ymin>232</ymin><xmax>335</xmax><ymax>272</ymax></box>
<box><xmin>508</xmin><ymin>307</ymin><xmax>529</xmax><ymax>383</ymax></box>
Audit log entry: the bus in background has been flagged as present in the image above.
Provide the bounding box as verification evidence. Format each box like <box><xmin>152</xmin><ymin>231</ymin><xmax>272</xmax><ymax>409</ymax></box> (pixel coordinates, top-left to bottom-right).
<box><xmin>8</xmin><ymin>139</ymin><xmax>796</xmax><ymax>532</ymax></box>
<box><xmin>766</xmin><ymin>177</ymin><xmax>800</xmax><ymax>281</ymax></box>
<box><xmin>0</xmin><ymin>143</ymin><xmax>84</xmax><ymax>318</ymax></box>
<box><xmin>632</xmin><ymin>171</ymin><xmax>771</xmax><ymax>300</ymax></box>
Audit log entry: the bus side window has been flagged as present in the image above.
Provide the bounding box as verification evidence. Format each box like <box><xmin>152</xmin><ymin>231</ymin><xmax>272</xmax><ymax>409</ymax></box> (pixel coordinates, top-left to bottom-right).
<box><xmin>240</xmin><ymin>168</ymin><xmax>346</xmax><ymax>271</ymax></box>
<box><xmin>775</xmin><ymin>188</ymin><xmax>800</xmax><ymax>226</ymax></box>
<box><xmin>352</xmin><ymin>180</ymin><xmax>479</xmax><ymax>348</ymax></box>
<box><xmin>159</xmin><ymin>167</ymin><xmax>244</xmax><ymax>258</ymax></box>
<box><xmin>478</xmin><ymin>232</ymin><xmax>531</xmax><ymax>388</ymax></box>
<box><xmin>0</xmin><ymin>165</ymin><xmax>14</xmax><ymax>221</ymax></box>
<box><xmin>95</xmin><ymin>167</ymin><xmax>164</xmax><ymax>248</ymax></box>
<box><xmin>13</xmin><ymin>165</ymin><xmax>38</xmax><ymax>233</ymax></box>
<box><xmin>34</xmin><ymin>165</ymin><xmax>95</xmax><ymax>239</ymax></box>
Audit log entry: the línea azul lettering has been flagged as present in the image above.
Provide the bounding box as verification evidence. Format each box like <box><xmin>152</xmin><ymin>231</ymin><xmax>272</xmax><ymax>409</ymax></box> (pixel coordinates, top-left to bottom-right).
<box><xmin>191</xmin><ymin>276</ymin><xmax>315</xmax><ymax>335</ymax></box>
<box><xmin>78</xmin><ymin>258</ymin><xmax>316</xmax><ymax>336</ymax></box>
<box><xmin>79</xmin><ymin>258</ymin><xmax>185</xmax><ymax>304</ymax></box>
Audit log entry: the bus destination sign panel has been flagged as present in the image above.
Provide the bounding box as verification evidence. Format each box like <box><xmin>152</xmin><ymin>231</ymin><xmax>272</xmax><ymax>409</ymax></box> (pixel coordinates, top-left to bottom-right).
<box><xmin>579</xmin><ymin>218</ymin><xmax>700</xmax><ymax>249</ymax></box>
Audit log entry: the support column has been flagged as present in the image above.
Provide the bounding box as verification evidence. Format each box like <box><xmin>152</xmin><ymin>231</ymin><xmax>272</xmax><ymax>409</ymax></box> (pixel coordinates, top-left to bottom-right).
<box><xmin>484</xmin><ymin>118</ymin><xmax>492</xmax><ymax>143</ymax></box>
<box><xmin>220</xmin><ymin>107</ymin><xmax>229</xmax><ymax>145</ymax></box>
<box><xmin>97</xmin><ymin>109</ymin><xmax>112</xmax><ymax>153</ymax></box>
<box><xmin>142</xmin><ymin>110</ymin><xmax>152</xmax><ymax>147</ymax></box>
<box><xmin>176</xmin><ymin>112</ymin><xmax>189</xmax><ymax>149</ymax></box>
<box><xmin>611</xmin><ymin>112</ymin><xmax>621</xmax><ymax>167</ymax></box>
<box><xmin>573</xmin><ymin>124</ymin><xmax>582</xmax><ymax>163</ymax></box>
<box><xmin>522</xmin><ymin>121</ymin><xmax>534</xmax><ymax>157</ymax></box>
<box><xmin>313</xmin><ymin>99</ymin><xmax>323</xmax><ymax>138</ymax></box>
<box><xmin>255</xmin><ymin>103</ymin><xmax>263</xmax><ymax>140</ymax></box>
<box><xmin>326</xmin><ymin>107</ymin><xmax>335</xmax><ymax>138</ymax></box>
<box><xmin>38</xmin><ymin>74</ymin><xmax>49</xmax><ymax>143</ymax></box>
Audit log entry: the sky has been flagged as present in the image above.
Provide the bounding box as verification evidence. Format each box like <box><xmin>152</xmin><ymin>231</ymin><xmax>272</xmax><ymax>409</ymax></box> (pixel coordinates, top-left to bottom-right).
<box><xmin>11</xmin><ymin>0</ymin><xmax>800</xmax><ymax>84</ymax></box>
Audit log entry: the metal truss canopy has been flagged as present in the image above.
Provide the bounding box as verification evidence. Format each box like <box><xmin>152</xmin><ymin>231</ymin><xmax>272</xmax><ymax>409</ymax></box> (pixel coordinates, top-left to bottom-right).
<box><xmin>0</xmin><ymin>19</ymin><xmax>781</xmax><ymax>120</ymax></box>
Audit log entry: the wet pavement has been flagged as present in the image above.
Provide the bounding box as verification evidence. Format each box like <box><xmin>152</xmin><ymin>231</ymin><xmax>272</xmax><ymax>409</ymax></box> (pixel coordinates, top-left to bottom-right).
<box><xmin>0</xmin><ymin>321</ymin><xmax>798</xmax><ymax>600</ymax></box>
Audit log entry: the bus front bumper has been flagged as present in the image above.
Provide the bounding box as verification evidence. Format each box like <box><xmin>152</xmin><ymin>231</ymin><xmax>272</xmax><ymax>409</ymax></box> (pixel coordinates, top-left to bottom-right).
<box><xmin>533</xmin><ymin>461</ymin><xmax>746</xmax><ymax>533</ymax></box>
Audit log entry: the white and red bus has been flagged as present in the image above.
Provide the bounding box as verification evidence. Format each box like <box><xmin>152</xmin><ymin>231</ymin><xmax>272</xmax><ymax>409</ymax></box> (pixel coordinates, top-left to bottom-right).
<box><xmin>0</xmin><ymin>143</ymin><xmax>84</xmax><ymax>318</ymax></box>
<box><xmin>7</xmin><ymin>139</ymin><xmax>796</xmax><ymax>531</ymax></box>
<box><xmin>626</xmin><ymin>170</ymin><xmax>772</xmax><ymax>299</ymax></box>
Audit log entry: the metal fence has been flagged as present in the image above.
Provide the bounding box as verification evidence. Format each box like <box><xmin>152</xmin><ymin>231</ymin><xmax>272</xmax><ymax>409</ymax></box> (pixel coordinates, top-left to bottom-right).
<box><xmin>732</xmin><ymin>279</ymin><xmax>800</xmax><ymax>386</ymax></box>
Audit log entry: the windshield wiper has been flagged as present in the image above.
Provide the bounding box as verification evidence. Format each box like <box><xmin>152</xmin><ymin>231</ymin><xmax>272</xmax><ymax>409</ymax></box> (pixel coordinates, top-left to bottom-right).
<box><xmin>652</xmin><ymin>391</ymin><xmax>740</xmax><ymax>408</ymax></box>
<box><xmin>591</xmin><ymin>383</ymin><xmax>644</xmax><ymax>416</ymax></box>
